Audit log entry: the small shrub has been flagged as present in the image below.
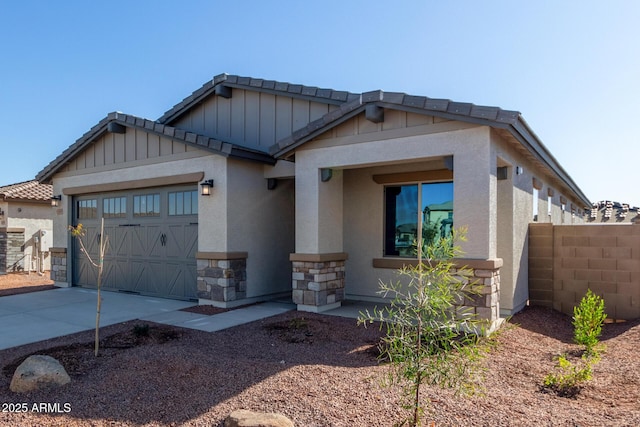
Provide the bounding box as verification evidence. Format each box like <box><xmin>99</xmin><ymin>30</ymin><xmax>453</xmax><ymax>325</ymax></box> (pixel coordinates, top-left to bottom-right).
<box><xmin>132</xmin><ymin>324</ymin><xmax>150</xmax><ymax>338</ymax></box>
<box><xmin>573</xmin><ymin>289</ymin><xmax>607</xmax><ymax>356</ymax></box>
<box><xmin>543</xmin><ymin>354</ymin><xmax>596</xmax><ymax>398</ymax></box>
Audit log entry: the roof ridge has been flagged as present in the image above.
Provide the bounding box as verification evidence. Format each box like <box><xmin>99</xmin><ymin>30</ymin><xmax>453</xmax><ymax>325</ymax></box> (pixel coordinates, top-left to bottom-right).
<box><xmin>157</xmin><ymin>73</ymin><xmax>359</xmax><ymax>125</ymax></box>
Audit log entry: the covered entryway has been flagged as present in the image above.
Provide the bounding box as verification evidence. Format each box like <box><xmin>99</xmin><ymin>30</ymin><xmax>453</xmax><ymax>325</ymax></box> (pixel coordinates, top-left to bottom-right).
<box><xmin>72</xmin><ymin>184</ymin><xmax>198</xmax><ymax>300</ymax></box>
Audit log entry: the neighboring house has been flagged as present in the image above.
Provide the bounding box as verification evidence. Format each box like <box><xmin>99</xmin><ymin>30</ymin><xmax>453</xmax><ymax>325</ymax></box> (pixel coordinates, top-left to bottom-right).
<box><xmin>36</xmin><ymin>73</ymin><xmax>590</xmax><ymax>329</ymax></box>
<box><xmin>0</xmin><ymin>180</ymin><xmax>53</xmax><ymax>274</ymax></box>
<box><xmin>586</xmin><ymin>201</ymin><xmax>640</xmax><ymax>223</ymax></box>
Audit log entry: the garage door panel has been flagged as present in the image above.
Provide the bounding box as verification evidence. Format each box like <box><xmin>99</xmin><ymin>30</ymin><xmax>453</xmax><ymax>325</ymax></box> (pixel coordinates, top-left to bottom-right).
<box><xmin>73</xmin><ymin>186</ymin><xmax>198</xmax><ymax>300</ymax></box>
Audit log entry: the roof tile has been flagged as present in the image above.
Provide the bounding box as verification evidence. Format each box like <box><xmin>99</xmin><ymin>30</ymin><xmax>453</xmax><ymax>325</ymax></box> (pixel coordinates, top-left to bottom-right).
<box><xmin>447</xmin><ymin>102</ymin><xmax>473</xmax><ymax>115</ymax></box>
<box><xmin>0</xmin><ymin>180</ymin><xmax>52</xmax><ymax>202</ymax></box>
<box><xmin>403</xmin><ymin>95</ymin><xmax>427</xmax><ymax>108</ymax></box>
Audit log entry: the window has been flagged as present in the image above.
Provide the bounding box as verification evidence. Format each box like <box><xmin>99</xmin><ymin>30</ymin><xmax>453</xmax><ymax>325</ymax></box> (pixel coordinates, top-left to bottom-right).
<box><xmin>103</xmin><ymin>197</ymin><xmax>127</xmax><ymax>218</ymax></box>
<box><xmin>532</xmin><ymin>188</ymin><xmax>539</xmax><ymax>222</ymax></box>
<box><xmin>384</xmin><ymin>182</ymin><xmax>453</xmax><ymax>257</ymax></box>
<box><xmin>77</xmin><ymin>199</ymin><xmax>97</xmax><ymax>219</ymax></box>
<box><xmin>168</xmin><ymin>190</ymin><xmax>198</xmax><ymax>216</ymax></box>
<box><xmin>134</xmin><ymin>194</ymin><xmax>160</xmax><ymax>217</ymax></box>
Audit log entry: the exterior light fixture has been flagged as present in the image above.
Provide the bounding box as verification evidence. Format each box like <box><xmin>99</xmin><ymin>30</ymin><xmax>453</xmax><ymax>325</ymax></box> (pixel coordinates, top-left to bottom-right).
<box><xmin>516</xmin><ymin>166</ymin><xmax>524</xmax><ymax>175</ymax></box>
<box><xmin>51</xmin><ymin>195</ymin><xmax>62</xmax><ymax>207</ymax></box>
<box><xmin>200</xmin><ymin>179</ymin><xmax>214</xmax><ymax>196</ymax></box>
<box><xmin>320</xmin><ymin>168</ymin><xmax>333</xmax><ymax>182</ymax></box>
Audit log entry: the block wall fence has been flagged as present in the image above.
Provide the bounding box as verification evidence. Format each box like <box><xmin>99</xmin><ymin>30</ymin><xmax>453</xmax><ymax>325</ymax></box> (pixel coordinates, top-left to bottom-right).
<box><xmin>529</xmin><ymin>223</ymin><xmax>640</xmax><ymax>320</ymax></box>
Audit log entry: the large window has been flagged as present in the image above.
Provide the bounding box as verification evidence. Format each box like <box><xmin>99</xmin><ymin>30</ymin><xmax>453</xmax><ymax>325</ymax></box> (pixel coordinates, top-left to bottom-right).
<box><xmin>384</xmin><ymin>182</ymin><xmax>453</xmax><ymax>257</ymax></box>
<box><xmin>168</xmin><ymin>190</ymin><xmax>198</xmax><ymax>216</ymax></box>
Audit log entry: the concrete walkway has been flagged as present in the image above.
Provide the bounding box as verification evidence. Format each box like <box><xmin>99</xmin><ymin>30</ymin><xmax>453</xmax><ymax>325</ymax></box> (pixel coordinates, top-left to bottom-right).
<box><xmin>0</xmin><ymin>287</ymin><xmax>294</xmax><ymax>350</ymax></box>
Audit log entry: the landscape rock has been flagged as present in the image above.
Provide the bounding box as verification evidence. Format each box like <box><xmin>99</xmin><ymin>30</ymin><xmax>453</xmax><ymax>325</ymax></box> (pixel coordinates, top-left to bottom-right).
<box><xmin>10</xmin><ymin>355</ymin><xmax>71</xmax><ymax>393</ymax></box>
<box><xmin>224</xmin><ymin>409</ymin><xmax>294</xmax><ymax>427</ymax></box>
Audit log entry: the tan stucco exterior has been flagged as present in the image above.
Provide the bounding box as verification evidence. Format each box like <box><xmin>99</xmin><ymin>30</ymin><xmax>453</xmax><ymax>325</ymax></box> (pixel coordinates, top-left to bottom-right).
<box><xmin>37</xmin><ymin>74</ymin><xmax>590</xmax><ymax>318</ymax></box>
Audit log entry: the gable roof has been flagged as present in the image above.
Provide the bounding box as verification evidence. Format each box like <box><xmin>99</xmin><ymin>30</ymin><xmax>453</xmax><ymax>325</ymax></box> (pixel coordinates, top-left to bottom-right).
<box><xmin>269</xmin><ymin>90</ymin><xmax>590</xmax><ymax>207</ymax></box>
<box><xmin>157</xmin><ymin>73</ymin><xmax>360</xmax><ymax>125</ymax></box>
<box><xmin>0</xmin><ymin>180</ymin><xmax>52</xmax><ymax>203</ymax></box>
<box><xmin>36</xmin><ymin>112</ymin><xmax>275</xmax><ymax>183</ymax></box>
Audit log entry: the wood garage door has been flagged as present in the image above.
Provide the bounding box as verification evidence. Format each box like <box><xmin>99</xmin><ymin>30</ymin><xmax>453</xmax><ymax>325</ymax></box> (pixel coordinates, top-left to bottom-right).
<box><xmin>72</xmin><ymin>185</ymin><xmax>198</xmax><ymax>300</ymax></box>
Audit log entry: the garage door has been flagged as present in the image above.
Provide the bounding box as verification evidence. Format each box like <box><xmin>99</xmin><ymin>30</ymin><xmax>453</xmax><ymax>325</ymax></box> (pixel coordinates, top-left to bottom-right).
<box><xmin>72</xmin><ymin>185</ymin><xmax>198</xmax><ymax>300</ymax></box>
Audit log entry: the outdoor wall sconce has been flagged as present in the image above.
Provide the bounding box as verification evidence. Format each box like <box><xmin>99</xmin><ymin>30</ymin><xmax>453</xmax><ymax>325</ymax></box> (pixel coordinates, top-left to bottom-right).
<box><xmin>0</xmin><ymin>208</ymin><xmax>4</xmax><ymax>216</ymax></box>
<box><xmin>267</xmin><ymin>178</ymin><xmax>278</xmax><ymax>190</ymax></box>
<box><xmin>51</xmin><ymin>195</ymin><xmax>62</xmax><ymax>207</ymax></box>
<box><xmin>320</xmin><ymin>168</ymin><xmax>333</xmax><ymax>182</ymax></box>
<box><xmin>516</xmin><ymin>166</ymin><xmax>524</xmax><ymax>175</ymax></box>
<box><xmin>200</xmin><ymin>179</ymin><xmax>214</xmax><ymax>196</ymax></box>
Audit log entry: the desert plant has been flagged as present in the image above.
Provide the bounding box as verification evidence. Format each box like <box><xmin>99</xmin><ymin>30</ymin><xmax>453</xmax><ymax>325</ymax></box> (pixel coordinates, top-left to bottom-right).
<box><xmin>542</xmin><ymin>353</ymin><xmax>596</xmax><ymax>397</ymax></box>
<box><xmin>69</xmin><ymin>219</ymin><xmax>108</xmax><ymax>357</ymax></box>
<box><xmin>573</xmin><ymin>289</ymin><xmax>607</xmax><ymax>356</ymax></box>
<box><xmin>358</xmin><ymin>228</ymin><xmax>488</xmax><ymax>427</ymax></box>
<box><xmin>132</xmin><ymin>323</ymin><xmax>150</xmax><ymax>338</ymax></box>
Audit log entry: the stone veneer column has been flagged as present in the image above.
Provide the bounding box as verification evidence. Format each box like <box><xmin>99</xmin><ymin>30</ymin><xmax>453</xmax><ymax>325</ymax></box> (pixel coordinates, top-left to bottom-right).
<box><xmin>453</xmin><ymin>258</ymin><xmax>503</xmax><ymax>334</ymax></box>
<box><xmin>196</xmin><ymin>252</ymin><xmax>247</xmax><ymax>307</ymax></box>
<box><xmin>290</xmin><ymin>252</ymin><xmax>348</xmax><ymax>313</ymax></box>
<box><xmin>49</xmin><ymin>247</ymin><xmax>67</xmax><ymax>283</ymax></box>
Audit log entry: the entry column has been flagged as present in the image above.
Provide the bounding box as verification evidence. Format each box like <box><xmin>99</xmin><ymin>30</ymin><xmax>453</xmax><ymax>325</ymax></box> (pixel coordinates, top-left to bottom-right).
<box><xmin>291</xmin><ymin>161</ymin><xmax>346</xmax><ymax>312</ymax></box>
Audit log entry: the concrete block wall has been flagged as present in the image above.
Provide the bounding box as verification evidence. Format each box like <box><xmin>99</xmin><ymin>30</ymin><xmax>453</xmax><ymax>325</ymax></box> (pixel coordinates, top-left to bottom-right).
<box><xmin>528</xmin><ymin>223</ymin><xmax>640</xmax><ymax>320</ymax></box>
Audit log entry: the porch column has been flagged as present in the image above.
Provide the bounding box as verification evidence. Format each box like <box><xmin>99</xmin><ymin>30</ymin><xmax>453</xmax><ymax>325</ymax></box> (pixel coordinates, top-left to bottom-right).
<box><xmin>291</xmin><ymin>161</ymin><xmax>346</xmax><ymax>312</ymax></box>
<box><xmin>453</xmin><ymin>143</ymin><xmax>496</xmax><ymax>259</ymax></box>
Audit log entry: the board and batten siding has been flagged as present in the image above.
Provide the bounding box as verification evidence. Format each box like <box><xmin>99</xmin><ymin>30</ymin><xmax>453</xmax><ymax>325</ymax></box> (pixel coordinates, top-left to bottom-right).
<box><xmin>170</xmin><ymin>88</ymin><xmax>337</xmax><ymax>151</ymax></box>
<box><xmin>61</xmin><ymin>129</ymin><xmax>201</xmax><ymax>173</ymax></box>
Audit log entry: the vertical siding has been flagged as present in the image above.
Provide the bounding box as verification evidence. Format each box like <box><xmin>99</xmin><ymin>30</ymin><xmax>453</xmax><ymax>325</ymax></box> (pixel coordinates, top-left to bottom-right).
<box><xmin>168</xmin><ymin>89</ymin><xmax>339</xmax><ymax>150</ymax></box>
<box><xmin>275</xmin><ymin>96</ymin><xmax>293</xmax><ymax>141</ymax></box>
<box><xmin>259</xmin><ymin>94</ymin><xmax>276</xmax><ymax>148</ymax></box>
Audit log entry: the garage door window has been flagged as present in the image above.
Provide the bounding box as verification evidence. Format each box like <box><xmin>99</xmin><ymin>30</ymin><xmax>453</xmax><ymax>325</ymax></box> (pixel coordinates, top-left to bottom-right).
<box><xmin>134</xmin><ymin>194</ymin><xmax>160</xmax><ymax>217</ymax></box>
<box><xmin>77</xmin><ymin>199</ymin><xmax>97</xmax><ymax>219</ymax></box>
<box><xmin>103</xmin><ymin>197</ymin><xmax>127</xmax><ymax>218</ymax></box>
<box><xmin>168</xmin><ymin>190</ymin><xmax>198</xmax><ymax>216</ymax></box>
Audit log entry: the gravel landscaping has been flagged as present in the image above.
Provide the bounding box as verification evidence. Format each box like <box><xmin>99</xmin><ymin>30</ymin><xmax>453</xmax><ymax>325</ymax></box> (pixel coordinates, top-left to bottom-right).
<box><xmin>0</xmin><ymin>274</ymin><xmax>639</xmax><ymax>426</ymax></box>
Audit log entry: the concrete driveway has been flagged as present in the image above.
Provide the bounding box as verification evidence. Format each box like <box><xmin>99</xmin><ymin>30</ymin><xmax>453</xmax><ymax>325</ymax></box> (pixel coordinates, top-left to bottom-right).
<box><xmin>0</xmin><ymin>287</ymin><xmax>377</xmax><ymax>351</ymax></box>
<box><xmin>0</xmin><ymin>287</ymin><xmax>195</xmax><ymax>350</ymax></box>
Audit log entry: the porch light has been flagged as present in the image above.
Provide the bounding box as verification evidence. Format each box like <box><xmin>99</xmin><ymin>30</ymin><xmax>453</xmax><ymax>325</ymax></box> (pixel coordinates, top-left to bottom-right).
<box><xmin>51</xmin><ymin>195</ymin><xmax>62</xmax><ymax>207</ymax></box>
<box><xmin>200</xmin><ymin>179</ymin><xmax>214</xmax><ymax>196</ymax></box>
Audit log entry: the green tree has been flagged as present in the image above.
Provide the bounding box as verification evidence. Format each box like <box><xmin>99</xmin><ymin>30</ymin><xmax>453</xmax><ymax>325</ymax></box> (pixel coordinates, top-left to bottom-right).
<box><xmin>69</xmin><ymin>218</ymin><xmax>108</xmax><ymax>357</ymax></box>
<box><xmin>358</xmin><ymin>228</ymin><xmax>487</xmax><ymax>426</ymax></box>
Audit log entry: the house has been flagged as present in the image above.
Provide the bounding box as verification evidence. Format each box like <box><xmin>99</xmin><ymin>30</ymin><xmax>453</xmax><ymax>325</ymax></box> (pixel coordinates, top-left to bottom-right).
<box><xmin>586</xmin><ymin>201</ymin><xmax>640</xmax><ymax>223</ymax></box>
<box><xmin>0</xmin><ymin>180</ymin><xmax>53</xmax><ymax>274</ymax></box>
<box><xmin>36</xmin><ymin>73</ymin><xmax>590</xmax><ymax>329</ymax></box>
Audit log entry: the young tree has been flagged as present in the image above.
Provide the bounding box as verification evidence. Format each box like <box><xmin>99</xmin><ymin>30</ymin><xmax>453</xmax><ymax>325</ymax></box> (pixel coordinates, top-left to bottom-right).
<box><xmin>69</xmin><ymin>218</ymin><xmax>108</xmax><ymax>357</ymax></box>
<box><xmin>358</xmin><ymin>228</ymin><xmax>487</xmax><ymax>426</ymax></box>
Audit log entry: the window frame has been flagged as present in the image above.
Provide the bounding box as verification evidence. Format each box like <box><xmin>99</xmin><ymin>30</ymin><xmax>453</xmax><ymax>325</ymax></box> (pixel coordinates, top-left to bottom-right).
<box><xmin>383</xmin><ymin>180</ymin><xmax>454</xmax><ymax>258</ymax></box>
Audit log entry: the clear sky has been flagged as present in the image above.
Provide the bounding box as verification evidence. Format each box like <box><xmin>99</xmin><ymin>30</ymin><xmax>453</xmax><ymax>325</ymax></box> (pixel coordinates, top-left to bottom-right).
<box><xmin>1</xmin><ymin>1</ymin><xmax>638</xmax><ymax>206</ymax></box>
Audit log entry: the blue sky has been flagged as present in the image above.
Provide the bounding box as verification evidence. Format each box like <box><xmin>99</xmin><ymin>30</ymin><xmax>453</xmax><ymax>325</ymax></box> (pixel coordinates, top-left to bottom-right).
<box><xmin>1</xmin><ymin>1</ymin><xmax>638</xmax><ymax>205</ymax></box>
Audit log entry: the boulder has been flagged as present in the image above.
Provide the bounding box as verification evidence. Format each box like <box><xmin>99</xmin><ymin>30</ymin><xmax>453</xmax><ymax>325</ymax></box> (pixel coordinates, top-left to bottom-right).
<box><xmin>224</xmin><ymin>409</ymin><xmax>294</xmax><ymax>427</ymax></box>
<box><xmin>10</xmin><ymin>355</ymin><xmax>71</xmax><ymax>393</ymax></box>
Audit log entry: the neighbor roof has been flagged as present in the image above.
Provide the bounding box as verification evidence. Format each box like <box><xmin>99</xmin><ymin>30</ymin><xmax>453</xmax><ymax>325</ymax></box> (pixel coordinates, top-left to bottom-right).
<box><xmin>0</xmin><ymin>180</ymin><xmax>52</xmax><ymax>202</ymax></box>
<box><xmin>36</xmin><ymin>112</ymin><xmax>275</xmax><ymax>183</ymax></box>
<box><xmin>269</xmin><ymin>90</ymin><xmax>591</xmax><ymax>207</ymax></box>
<box><xmin>157</xmin><ymin>73</ymin><xmax>360</xmax><ymax>125</ymax></box>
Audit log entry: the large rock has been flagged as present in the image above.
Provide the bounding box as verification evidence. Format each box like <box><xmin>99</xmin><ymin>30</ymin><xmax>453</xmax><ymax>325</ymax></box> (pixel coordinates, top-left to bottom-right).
<box><xmin>10</xmin><ymin>355</ymin><xmax>71</xmax><ymax>393</ymax></box>
<box><xmin>224</xmin><ymin>409</ymin><xmax>294</xmax><ymax>427</ymax></box>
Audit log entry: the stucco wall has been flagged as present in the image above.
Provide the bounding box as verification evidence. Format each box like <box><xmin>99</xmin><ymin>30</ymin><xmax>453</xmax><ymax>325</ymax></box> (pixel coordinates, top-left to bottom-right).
<box><xmin>227</xmin><ymin>159</ymin><xmax>295</xmax><ymax>298</ymax></box>
<box><xmin>295</xmin><ymin>124</ymin><xmax>495</xmax><ymax>260</ymax></box>
<box><xmin>2</xmin><ymin>203</ymin><xmax>53</xmax><ymax>272</ymax></box>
